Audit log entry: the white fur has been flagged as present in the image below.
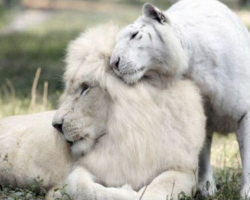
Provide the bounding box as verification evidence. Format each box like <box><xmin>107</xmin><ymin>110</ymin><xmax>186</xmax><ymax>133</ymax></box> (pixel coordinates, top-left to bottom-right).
<box><xmin>0</xmin><ymin>111</ymin><xmax>71</xmax><ymax>189</ymax></box>
<box><xmin>50</xmin><ymin>23</ymin><xmax>206</xmax><ymax>200</ymax></box>
<box><xmin>0</xmin><ymin>24</ymin><xmax>205</xmax><ymax>200</ymax></box>
<box><xmin>110</xmin><ymin>0</ymin><xmax>250</xmax><ymax>197</ymax></box>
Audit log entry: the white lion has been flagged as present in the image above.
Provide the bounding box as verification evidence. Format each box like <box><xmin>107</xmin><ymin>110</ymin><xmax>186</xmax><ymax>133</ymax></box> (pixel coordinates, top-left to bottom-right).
<box><xmin>110</xmin><ymin>0</ymin><xmax>250</xmax><ymax>198</ymax></box>
<box><xmin>50</xmin><ymin>23</ymin><xmax>205</xmax><ymax>200</ymax></box>
<box><xmin>0</xmin><ymin>24</ymin><xmax>205</xmax><ymax>200</ymax></box>
<box><xmin>0</xmin><ymin>111</ymin><xmax>71</xmax><ymax>189</ymax></box>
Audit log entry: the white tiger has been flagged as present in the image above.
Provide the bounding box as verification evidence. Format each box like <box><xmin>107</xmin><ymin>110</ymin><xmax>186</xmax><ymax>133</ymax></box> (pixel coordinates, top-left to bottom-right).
<box><xmin>110</xmin><ymin>0</ymin><xmax>250</xmax><ymax>198</ymax></box>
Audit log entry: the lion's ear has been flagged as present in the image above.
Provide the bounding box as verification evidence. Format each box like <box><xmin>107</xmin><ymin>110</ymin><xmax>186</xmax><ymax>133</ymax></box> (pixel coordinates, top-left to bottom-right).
<box><xmin>142</xmin><ymin>3</ymin><xmax>168</xmax><ymax>24</ymax></box>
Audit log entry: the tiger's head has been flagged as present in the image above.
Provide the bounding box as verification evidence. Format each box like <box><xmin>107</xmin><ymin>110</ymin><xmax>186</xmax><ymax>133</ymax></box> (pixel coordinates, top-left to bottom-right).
<box><xmin>110</xmin><ymin>3</ymin><xmax>188</xmax><ymax>84</ymax></box>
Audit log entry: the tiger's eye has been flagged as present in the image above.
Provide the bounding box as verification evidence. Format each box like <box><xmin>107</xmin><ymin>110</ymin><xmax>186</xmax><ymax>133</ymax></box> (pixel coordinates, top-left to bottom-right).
<box><xmin>130</xmin><ymin>31</ymin><xmax>139</xmax><ymax>40</ymax></box>
<box><xmin>80</xmin><ymin>83</ymin><xmax>90</xmax><ymax>95</ymax></box>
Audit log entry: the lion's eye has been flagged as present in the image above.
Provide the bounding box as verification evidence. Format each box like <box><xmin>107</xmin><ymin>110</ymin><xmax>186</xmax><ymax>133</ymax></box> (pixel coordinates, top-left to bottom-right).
<box><xmin>80</xmin><ymin>83</ymin><xmax>90</xmax><ymax>95</ymax></box>
<box><xmin>130</xmin><ymin>31</ymin><xmax>139</xmax><ymax>40</ymax></box>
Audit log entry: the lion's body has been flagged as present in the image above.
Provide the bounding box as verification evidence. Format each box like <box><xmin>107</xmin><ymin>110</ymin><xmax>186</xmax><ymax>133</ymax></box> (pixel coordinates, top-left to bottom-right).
<box><xmin>51</xmin><ymin>24</ymin><xmax>206</xmax><ymax>200</ymax></box>
<box><xmin>0</xmin><ymin>24</ymin><xmax>206</xmax><ymax>200</ymax></box>
<box><xmin>0</xmin><ymin>111</ymin><xmax>71</xmax><ymax>189</ymax></box>
<box><xmin>110</xmin><ymin>0</ymin><xmax>250</xmax><ymax>197</ymax></box>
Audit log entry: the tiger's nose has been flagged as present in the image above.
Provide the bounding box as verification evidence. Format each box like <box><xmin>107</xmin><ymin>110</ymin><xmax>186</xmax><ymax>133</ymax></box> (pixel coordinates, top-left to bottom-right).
<box><xmin>52</xmin><ymin>119</ymin><xmax>64</xmax><ymax>134</ymax></box>
<box><xmin>110</xmin><ymin>57</ymin><xmax>120</xmax><ymax>71</ymax></box>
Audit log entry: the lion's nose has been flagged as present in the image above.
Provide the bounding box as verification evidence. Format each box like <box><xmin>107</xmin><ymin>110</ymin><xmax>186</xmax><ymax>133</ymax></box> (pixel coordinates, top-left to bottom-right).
<box><xmin>111</xmin><ymin>57</ymin><xmax>120</xmax><ymax>71</ymax></box>
<box><xmin>52</xmin><ymin>120</ymin><xmax>63</xmax><ymax>134</ymax></box>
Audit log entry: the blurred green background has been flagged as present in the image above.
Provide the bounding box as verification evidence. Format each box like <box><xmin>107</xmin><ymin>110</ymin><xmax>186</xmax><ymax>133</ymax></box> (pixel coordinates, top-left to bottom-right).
<box><xmin>0</xmin><ymin>0</ymin><xmax>249</xmax><ymax>117</ymax></box>
<box><xmin>0</xmin><ymin>0</ymin><xmax>143</xmax><ymax>117</ymax></box>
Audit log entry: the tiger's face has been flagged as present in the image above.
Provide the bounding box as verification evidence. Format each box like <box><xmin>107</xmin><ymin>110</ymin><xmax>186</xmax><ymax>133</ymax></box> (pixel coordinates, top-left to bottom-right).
<box><xmin>110</xmin><ymin>3</ymin><xmax>188</xmax><ymax>84</ymax></box>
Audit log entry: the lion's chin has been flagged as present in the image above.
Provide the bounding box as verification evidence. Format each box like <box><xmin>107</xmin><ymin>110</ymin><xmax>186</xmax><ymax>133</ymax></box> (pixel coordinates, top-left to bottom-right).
<box><xmin>70</xmin><ymin>140</ymin><xmax>94</xmax><ymax>158</ymax></box>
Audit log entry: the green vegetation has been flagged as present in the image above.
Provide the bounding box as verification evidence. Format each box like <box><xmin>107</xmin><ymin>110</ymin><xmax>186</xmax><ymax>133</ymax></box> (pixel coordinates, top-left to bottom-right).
<box><xmin>0</xmin><ymin>178</ymin><xmax>46</xmax><ymax>200</ymax></box>
<box><xmin>0</xmin><ymin>31</ymin><xmax>76</xmax><ymax>114</ymax></box>
<box><xmin>0</xmin><ymin>5</ymin><xmax>140</xmax><ymax>117</ymax></box>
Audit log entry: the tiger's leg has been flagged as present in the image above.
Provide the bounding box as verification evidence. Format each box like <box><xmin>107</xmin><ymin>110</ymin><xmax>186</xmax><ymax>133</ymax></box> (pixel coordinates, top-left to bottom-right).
<box><xmin>236</xmin><ymin>111</ymin><xmax>250</xmax><ymax>199</ymax></box>
<box><xmin>197</xmin><ymin>130</ymin><xmax>217</xmax><ymax>197</ymax></box>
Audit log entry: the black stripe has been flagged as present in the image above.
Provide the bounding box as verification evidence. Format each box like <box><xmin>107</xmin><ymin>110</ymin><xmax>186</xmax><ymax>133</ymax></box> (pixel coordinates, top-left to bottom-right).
<box><xmin>238</xmin><ymin>112</ymin><xmax>247</xmax><ymax>124</ymax></box>
<box><xmin>153</xmin><ymin>16</ymin><xmax>162</xmax><ymax>24</ymax></box>
<box><xmin>152</xmin><ymin>25</ymin><xmax>164</xmax><ymax>43</ymax></box>
<box><xmin>140</xmin><ymin>24</ymin><xmax>146</xmax><ymax>29</ymax></box>
<box><xmin>148</xmin><ymin>33</ymin><xmax>152</xmax><ymax>42</ymax></box>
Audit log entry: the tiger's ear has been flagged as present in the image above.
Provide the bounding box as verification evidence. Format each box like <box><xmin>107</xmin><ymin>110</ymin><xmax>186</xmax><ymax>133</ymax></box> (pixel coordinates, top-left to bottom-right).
<box><xmin>142</xmin><ymin>3</ymin><xmax>168</xmax><ymax>24</ymax></box>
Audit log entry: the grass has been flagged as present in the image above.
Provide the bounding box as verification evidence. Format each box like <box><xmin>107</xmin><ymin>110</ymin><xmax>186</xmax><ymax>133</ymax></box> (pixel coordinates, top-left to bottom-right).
<box><xmin>209</xmin><ymin>134</ymin><xmax>242</xmax><ymax>200</ymax></box>
<box><xmin>0</xmin><ymin>3</ymin><xmax>140</xmax><ymax>117</ymax></box>
<box><xmin>0</xmin><ymin>1</ymin><xmax>248</xmax><ymax>199</ymax></box>
<box><xmin>0</xmin><ymin>177</ymin><xmax>46</xmax><ymax>200</ymax></box>
<box><xmin>0</xmin><ymin>31</ymin><xmax>74</xmax><ymax>113</ymax></box>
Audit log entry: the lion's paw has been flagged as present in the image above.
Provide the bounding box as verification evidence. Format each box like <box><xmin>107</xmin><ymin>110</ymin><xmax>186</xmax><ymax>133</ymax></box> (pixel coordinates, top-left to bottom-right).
<box><xmin>66</xmin><ymin>166</ymin><xmax>95</xmax><ymax>200</ymax></box>
<box><xmin>121</xmin><ymin>184</ymin><xmax>134</xmax><ymax>191</ymax></box>
<box><xmin>121</xmin><ymin>184</ymin><xmax>137</xmax><ymax>197</ymax></box>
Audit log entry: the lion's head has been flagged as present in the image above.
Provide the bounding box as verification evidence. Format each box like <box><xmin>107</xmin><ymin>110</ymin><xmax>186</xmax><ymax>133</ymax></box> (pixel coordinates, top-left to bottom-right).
<box><xmin>52</xmin><ymin>24</ymin><xmax>119</xmax><ymax>157</ymax></box>
<box><xmin>52</xmin><ymin>23</ymin><xmax>175</xmax><ymax>158</ymax></box>
<box><xmin>110</xmin><ymin>3</ymin><xmax>188</xmax><ymax>84</ymax></box>
<box><xmin>52</xmin><ymin>23</ymin><xmax>178</xmax><ymax>158</ymax></box>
